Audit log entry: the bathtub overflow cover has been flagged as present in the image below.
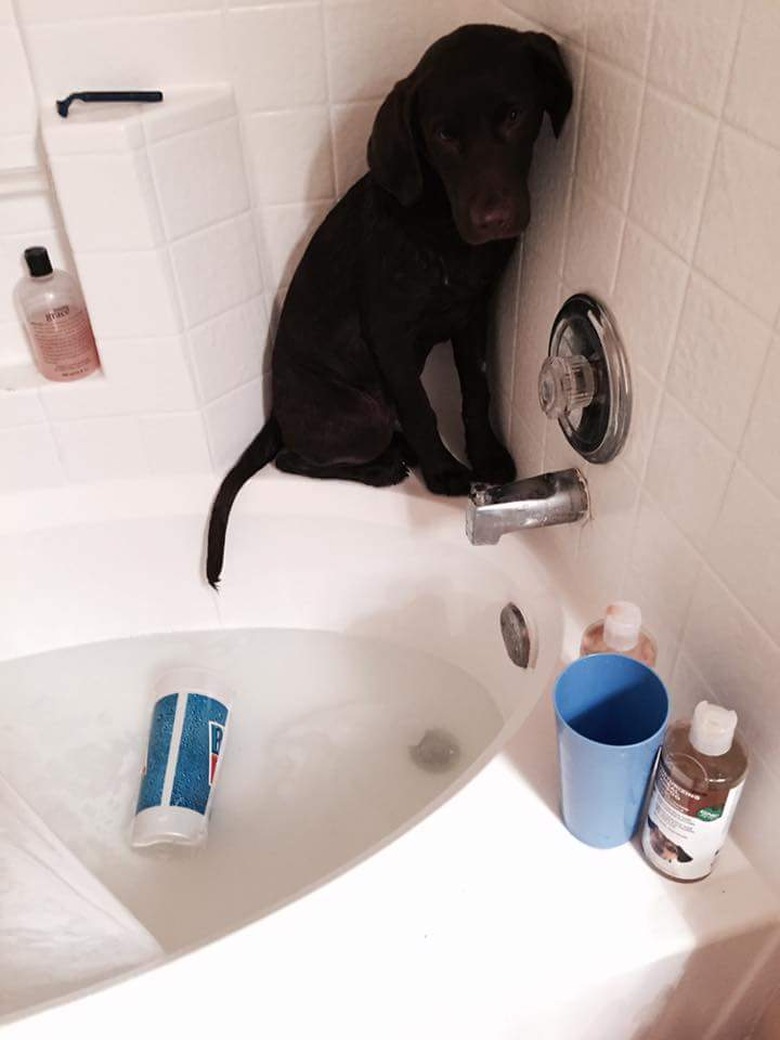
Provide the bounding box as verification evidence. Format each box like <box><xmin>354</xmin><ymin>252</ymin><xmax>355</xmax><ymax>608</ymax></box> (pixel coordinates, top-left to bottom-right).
<box><xmin>500</xmin><ymin>603</ymin><xmax>533</xmax><ymax>669</ymax></box>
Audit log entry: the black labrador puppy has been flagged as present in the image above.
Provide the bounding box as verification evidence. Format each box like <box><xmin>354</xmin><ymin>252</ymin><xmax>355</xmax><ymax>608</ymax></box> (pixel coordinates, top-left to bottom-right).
<box><xmin>206</xmin><ymin>24</ymin><xmax>572</xmax><ymax>586</ymax></box>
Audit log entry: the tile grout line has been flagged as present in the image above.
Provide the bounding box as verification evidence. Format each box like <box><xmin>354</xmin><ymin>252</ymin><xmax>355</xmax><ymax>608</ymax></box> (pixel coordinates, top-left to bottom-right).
<box><xmin>564</xmin><ymin>182</ymin><xmax>779</xmax><ymax>339</ymax></box>
<box><xmin>19</xmin><ymin>5</ymin><xmax>300</xmax><ymax>31</ymax></box>
<box><xmin>507</xmin><ymin>15</ymin><xmax>582</xmax><ymax>476</ymax></box>
<box><xmin>200</xmin><ymin>370</ymin><xmax>264</xmax><ymax>411</ymax></box>
<box><xmin>503</xmin><ymin>239</ymin><xmax>523</xmax><ymax>456</ymax></box>
<box><xmin>606</xmin><ymin>1</ymin><xmax>658</xmax><ymax>603</ymax></box>
<box><xmin>548</xmin><ymin>14</ymin><xmax>592</xmax><ymax>563</ymax></box>
<box><xmin>140</xmin><ymin>114</ymin><xmax>216</xmax><ymax>472</ymax></box>
<box><xmin>658</xmin><ymin>0</ymin><xmax>750</xmax><ymax>659</ymax></box>
<box><xmin>633</xmin><ymin>474</ymin><xmax>780</xmax><ymax>663</ymax></box>
<box><xmin>539</xmin><ymin>31</ymin><xmax>588</xmax><ymax>483</ymax></box>
<box><xmin>201</xmin><ymin>189</ymin><xmax>251</xmax><ymax>609</ymax></box>
<box><xmin>221</xmin><ymin>0</ymin><xmax>278</xmax><ymax>299</ymax></box>
<box><xmin>546</xmin><ymin>18</ymin><xmax>591</xmax><ymax>562</ymax></box>
<box><xmin>622</xmin><ymin>0</ymin><xmax>737</xmax><ymax>563</ymax></box>
<box><xmin>682</xmin><ymin>543</ymin><xmax>780</xmax><ymax>681</ymax></box>
<box><xmin>317</xmin><ymin>0</ymin><xmax>341</xmax><ymax>200</ymax></box>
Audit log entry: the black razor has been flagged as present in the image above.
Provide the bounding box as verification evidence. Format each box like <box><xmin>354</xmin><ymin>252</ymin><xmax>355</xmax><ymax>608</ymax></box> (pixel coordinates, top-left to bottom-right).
<box><xmin>56</xmin><ymin>91</ymin><xmax>164</xmax><ymax>118</ymax></box>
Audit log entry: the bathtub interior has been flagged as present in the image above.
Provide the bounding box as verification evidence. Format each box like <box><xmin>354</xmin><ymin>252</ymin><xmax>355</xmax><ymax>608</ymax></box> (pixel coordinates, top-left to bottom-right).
<box><xmin>2</xmin><ymin>774</ymin><xmax>163</xmax><ymax>1019</ymax></box>
<box><xmin>3</xmin><ymin>626</ymin><xmax>502</xmax><ymax>954</ymax></box>
<box><xmin>1</xmin><ymin>484</ymin><xmax>564</xmax><ymax>1017</ymax></box>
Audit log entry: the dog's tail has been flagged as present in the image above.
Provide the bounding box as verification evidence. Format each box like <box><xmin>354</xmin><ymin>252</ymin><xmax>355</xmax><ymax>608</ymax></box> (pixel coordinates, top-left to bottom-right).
<box><xmin>206</xmin><ymin>415</ymin><xmax>283</xmax><ymax>589</ymax></box>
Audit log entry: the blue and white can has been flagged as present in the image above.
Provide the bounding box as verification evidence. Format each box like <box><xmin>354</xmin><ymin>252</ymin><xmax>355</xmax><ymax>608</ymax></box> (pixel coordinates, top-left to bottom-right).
<box><xmin>132</xmin><ymin>667</ymin><xmax>233</xmax><ymax>848</ymax></box>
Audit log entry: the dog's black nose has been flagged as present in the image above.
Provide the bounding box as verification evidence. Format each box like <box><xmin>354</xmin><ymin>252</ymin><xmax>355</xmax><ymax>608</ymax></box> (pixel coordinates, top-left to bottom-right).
<box><xmin>469</xmin><ymin>197</ymin><xmax>514</xmax><ymax>237</ymax></box>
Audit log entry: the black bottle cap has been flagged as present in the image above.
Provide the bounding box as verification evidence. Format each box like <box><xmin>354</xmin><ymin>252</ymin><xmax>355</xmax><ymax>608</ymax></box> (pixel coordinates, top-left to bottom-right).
<box><xmin>24</xmin><ymin>246</ymin><xmax>53</xmax><ymax>278</ymax></box>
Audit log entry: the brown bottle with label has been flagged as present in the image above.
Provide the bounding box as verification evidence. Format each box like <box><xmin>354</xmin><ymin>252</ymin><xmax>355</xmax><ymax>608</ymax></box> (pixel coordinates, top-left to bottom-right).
<box><xmin>641</xmin><ymin>701</ymin><xmax>748</xmax><ymax>881</ymax></box>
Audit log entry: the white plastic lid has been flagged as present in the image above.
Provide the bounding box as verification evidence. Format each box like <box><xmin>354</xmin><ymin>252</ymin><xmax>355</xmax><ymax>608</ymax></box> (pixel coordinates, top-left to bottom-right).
<box><xmin>603</xmin><ymin>601</ymin><xmax>642</xmax><ymax>652</ymax></box>
<box><xmin>690</xmin><ymin>700</ymin><xmax>738</xmax><ymax>757</ymax></box>
<box><xmin>131</xmin><ymin>806</ymin><xmax>207</xmax><ymax>848</ymax></box>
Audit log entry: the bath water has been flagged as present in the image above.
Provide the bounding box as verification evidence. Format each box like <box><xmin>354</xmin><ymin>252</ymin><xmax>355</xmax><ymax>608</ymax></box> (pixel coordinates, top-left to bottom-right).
<box><xmin>1</xmin><ymin>627</ymin><xmax>500</xmax><ymax>950</ymax></box>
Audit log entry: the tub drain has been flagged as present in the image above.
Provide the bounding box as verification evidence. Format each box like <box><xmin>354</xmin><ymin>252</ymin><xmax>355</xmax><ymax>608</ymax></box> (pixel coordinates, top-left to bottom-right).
<box><xmin>409</xmin><ymin>728</ymin><xmax>461</xmax><ymax>773</ymax></box>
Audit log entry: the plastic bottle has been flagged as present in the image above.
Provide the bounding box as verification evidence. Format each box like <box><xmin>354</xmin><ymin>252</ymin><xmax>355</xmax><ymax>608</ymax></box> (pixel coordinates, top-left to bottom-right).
<box><xmin>641</xmin><ymin>701</ymin><xmax>748</xmax><ymax>881</ymax></box>
<box><xmin>15</xmin><ymin>246</ymin><xmax>100</xmax><ymax>382</ymax></box>
<box><xmin>579</xmin><ymin>601</ymin><xmax>657</xmax><ymax>667</ymax></box>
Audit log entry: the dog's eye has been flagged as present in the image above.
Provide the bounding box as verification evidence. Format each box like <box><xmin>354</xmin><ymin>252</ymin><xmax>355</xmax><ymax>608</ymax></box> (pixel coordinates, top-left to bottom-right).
<box><xmin>435</xmin><ymin>126</ymin><xmax>458</xmax><ymax>145</ymax></box>
<box><xmin>505</xmin><ymin>108</ymin><xmax>520</xmax><ymax>126</ymax></box>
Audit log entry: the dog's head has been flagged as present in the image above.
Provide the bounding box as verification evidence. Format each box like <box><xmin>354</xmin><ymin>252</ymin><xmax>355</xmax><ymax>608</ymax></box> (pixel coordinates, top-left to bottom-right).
<box><xmin>368</xmin><ymin>25</ymin><xmax>572</xmax><ymax>245</ymax></box>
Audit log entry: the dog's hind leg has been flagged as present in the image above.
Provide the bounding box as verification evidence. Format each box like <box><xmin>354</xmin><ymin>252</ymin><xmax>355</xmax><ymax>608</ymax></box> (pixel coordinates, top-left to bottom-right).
<box><xmin>275</xmin><ymin>434</ymin><xmax>409</xmax><ymax>487</ymax></box>
<box><xmin>274</xmin><ymin>365</ymin><xmax>409</xmax><ymax>486</ymax></box>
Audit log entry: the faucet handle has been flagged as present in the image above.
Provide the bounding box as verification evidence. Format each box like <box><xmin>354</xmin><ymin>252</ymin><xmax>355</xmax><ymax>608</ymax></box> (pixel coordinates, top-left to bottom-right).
<box><xmin>538</xmin><ymin>294</ymin><xmax>631</xmax><ymax>464</ymax></box>
<box><xmin>538</xmin><ymin>354</ymin><xmax>596</xmax><ymax>419</ymax></box>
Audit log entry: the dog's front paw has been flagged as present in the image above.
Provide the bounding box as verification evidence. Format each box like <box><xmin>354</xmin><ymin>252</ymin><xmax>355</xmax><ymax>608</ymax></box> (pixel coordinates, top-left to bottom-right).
<box><xmin>422</xmin><ymin>458</ymin><xmax>473</xmax><ymax>497</ymax></box>
<box><xmin>470</xmin><ymin>442</ymin><xmax>516</xmax><ymax>485</ymax></box>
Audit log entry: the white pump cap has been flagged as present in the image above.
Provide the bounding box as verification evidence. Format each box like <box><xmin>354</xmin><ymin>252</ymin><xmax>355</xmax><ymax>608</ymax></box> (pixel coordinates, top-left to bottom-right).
<box><xmin>603</xmin><ymin>601</ymin><xmax>643</xmax><ymax>652</ymax></box>
<box><xmin>690</xmin><ymin>700</ymin><xmax>738</xmax><ymax>757</ymax></box>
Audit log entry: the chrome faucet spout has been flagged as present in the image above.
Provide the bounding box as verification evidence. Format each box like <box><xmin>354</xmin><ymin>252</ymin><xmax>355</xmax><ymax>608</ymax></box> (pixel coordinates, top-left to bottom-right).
<box><xmin>465</xmin><ymin>468</ymin><xmax>589</xmax><ymax>545</ymax></box>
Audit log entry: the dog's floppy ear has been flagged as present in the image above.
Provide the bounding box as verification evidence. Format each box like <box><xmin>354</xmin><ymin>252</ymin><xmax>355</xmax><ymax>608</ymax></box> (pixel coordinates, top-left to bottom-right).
<box><xmin>523</xmin><ymin>32</ymin><xmax>573</xmax><ymax>138</ymax></box>
<box><xmin>367</xmin><ymin>75</ymin><xmax>422</xmax><ymax>206</ymax></box>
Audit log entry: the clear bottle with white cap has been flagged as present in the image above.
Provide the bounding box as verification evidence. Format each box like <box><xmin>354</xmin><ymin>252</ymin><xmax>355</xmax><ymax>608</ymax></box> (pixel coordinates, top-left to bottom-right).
<box><xmin>579</xmin><ymin>601</ymin><xmax>657</xmax><ymax>667</ymax></box>
<box><xmin>641</xmin><ymin>701</ymin><xmax>748</xmax><ymax>881</ymax></box>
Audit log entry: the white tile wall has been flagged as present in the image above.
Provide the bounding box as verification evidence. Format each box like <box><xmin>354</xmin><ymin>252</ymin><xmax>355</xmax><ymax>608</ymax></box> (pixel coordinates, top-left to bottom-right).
<box><xmin>1</xmin><ymin>86</ymin><xmax>269</xmax><ymax>483</ymax></box>
<box><xmin>53</xmin><ymin>414</ymin><xmax>150</xmax><ymax>481</ymax></box>
<box><xmin>695</xmin><ymin>127</ymin><xmax>780</xmax><ymax>324</ymax></box>
<box><xmin>331</xmin><ymin>101</ymin><xmax>379</xmax><ymax>197</ymax></box>
<box><xmin>261</xmin><ymin>200</ymin><xmax>332</xmax><ymax>291</ymax></box>
<box><xmin>227</xmin><ymin>5</ymin><xmax>327</xmax><ymax>111</ymax></box>
<box><xmin>644</xmin><ymin>393</ymin><xmax>733</xmax><ymax>550</ymax></box>
<box><xmin>742</xmin><ymin>333</ymin><xmax>780</xmax><ymax>499</ymax></box>
<box><xmin>204</xmin><ymin>373</ymin><xmax>267</xmax><ymax>472</ymax></box>
<box><xmin>669</xmin><ymin>272</ymin><xmax>772</xmax><ymax>448</ymax></box>
<box><xmin>323</xmin><ymin>2</ymin><xmax>423</xmax><ymax>103</ymax></box>
<box><xmin>0</xmin><ymin>0</ymin><xmax>779</xmax><ymax>893</ymax></box>
<box><xmin>0</xmin><ymin>22</ymin><xmax>37</xmax><ymax>143</ymax></box>
<box><xmin>648</xmin><ymin>0</ymin><xmax>742</xmax><ymax>116</ymax></box>
<box><xmin>48</xmin><ymin>149</ymin><xmax>165</xmax><ymax>252</ymax></box>
<box><xmin>612</xmin><ymin>222</ymin><xmax>687</xmax><ymax>381</ymax></box>
<box><xmin>586</xmin><ymin>0</ymin><xmax>654</xmax><ymax>77</ymax></box>
<box><xmin>629</xmin><ymin>89</ymin><xmax>717</xmax><ymax>259</ymax></box>
<box><xmin>0</xmin><ymin>422</ymin><xmax>64</xmax><ymax>488</ymax></box>
<box><xmin>244</xmin><ymin>107</ymin><xmax>335</xmax><ymax>206</ymax></box>
<box><xmin>563</xmin><ymin>183</ymin><xmax>623</xmax><ymax>300</ymax></box>
<box><xmin>139</xmin><ymin>410</ymin><xmax>212</xmax><ymax>475</ymax></box>
<box><xmin>150</xmin><ymin>117</ymin><xmax>250</xmax><ymax>239</ymax></box>
<box><xmin>22</xmin><ymin>13</ymin><xmax>226</xmax><ymax>99</ymax></box>
<box><xmin>188</xmin><ymin>296</ymin><xmax>268</xmax><ymax>405</ymax></box>
<box><xmin>493</xmin><ymin>0</ymin><xmax>780</xmax><ymax>888</ymax></box>
<box><xmin>576</xmin><ymin>54</ymin><xmax>643</xmax><ymax>209</ymax></box>
<box><xmin>75</xmin><ymin>250</ymin><xmax>182</xmax><ymax>338</ymax></box>
<box><xmin>726</xmin><ymin>0</ymin><xmax>780</xmax><ymax>150</ymax></box>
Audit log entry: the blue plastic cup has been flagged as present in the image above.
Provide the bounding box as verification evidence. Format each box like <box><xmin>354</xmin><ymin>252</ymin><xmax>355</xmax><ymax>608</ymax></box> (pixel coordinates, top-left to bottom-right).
<box><xmin>553</xmin><ymin>654</ymin><xmax>669</xmax><ymax>849</ymax></box>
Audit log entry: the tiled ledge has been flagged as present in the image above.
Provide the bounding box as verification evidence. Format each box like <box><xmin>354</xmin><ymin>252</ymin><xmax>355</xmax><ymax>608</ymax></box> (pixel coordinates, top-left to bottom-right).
<box><xmin>0</xmin><ymin>86</ymin><xmax>271</xmax><ymax>490</ymax></box>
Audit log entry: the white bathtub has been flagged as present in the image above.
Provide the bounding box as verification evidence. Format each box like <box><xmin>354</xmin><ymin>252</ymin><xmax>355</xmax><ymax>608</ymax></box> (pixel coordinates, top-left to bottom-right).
<box><xmin>2</xmin><ymin>471</ymin><xmax>778</xmax><ymax>1039</ymax></box>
